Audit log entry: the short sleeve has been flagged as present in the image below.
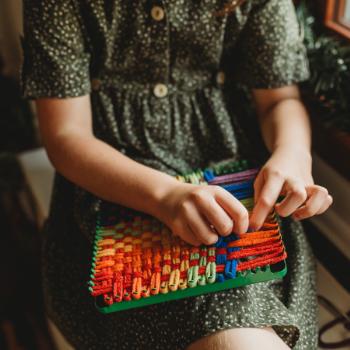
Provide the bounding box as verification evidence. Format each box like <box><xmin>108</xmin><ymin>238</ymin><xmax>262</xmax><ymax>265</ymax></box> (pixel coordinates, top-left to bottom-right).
<box><xmin>233</xmin><ymin>0</ymin><xmax>310</xmax><ymax>89</ymax></box>
<box><xmin>20</xmin><ymin>0</ymin><xmax>91</xmax><ymax>99</ymax></box>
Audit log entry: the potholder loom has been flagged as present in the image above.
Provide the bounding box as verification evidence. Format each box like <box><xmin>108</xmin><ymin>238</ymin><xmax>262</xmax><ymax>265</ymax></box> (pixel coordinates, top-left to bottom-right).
<box><xmin>88</xmin><ymin>160</ymin><xmax>287</xmax><ymax>313</ymax></box>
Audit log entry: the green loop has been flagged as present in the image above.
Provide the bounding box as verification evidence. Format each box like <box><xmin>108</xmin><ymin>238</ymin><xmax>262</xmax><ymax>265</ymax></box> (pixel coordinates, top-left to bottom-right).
<box><xmin>124</xmin><ymin>227</ymin><xmax>133</xmax><ymax>235</ymax></box>
<box><xmin>131</xmin><ymin>229</ymin><xmax>141</xmax><ymax>236</ymax></box>
<box><xmin>188</xmin><ymin>265</ymin><xmax>199</xmax><ymax>287</ymax></box>
<box><xmin>198</xmin><ymin>274</ymin><xmax>206</xmax><ymax>286</ymax></box>
<box><xmin>115</xmin><ymin>222</ymin><xmax>126</xmax><ymax>230</ymax></box>
<box><xmin>208</xmin><ymin>248</ymin><xmax>216</xmax><ymax>256</ymax></box>
<box><xmin>206</xmin><ymin>262</ymin><xmax>216</xmax><ymax>283</ymax></box>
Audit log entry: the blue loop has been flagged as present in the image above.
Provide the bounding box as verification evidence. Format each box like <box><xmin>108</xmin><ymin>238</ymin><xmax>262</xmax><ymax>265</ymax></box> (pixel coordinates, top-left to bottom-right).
<box><xmin>217</xmin><ymin>253</ymin><xmax>227</xmax><ymax>265</ymax></box>
<box><xmin>224</xmin><ymin>260</ymin><xmax>232</xmax><ymax>278</ymax></box>
<box><xmin>216</xmin><ymin>273</ymin><xmax>225</xmax><ymax>282</ymax></box>
<box><xmin>214</xmin><ymin>236</ymin><xmax>225</xmax><ymax>248</ymax></box>
<box><xmin>230</xmin><ymin>259</ymin><xmax>238</xmax><ymax>278</ymax></box>
<box><xmin>203</xmin><ymin>169</ymin><xmax>215</xmax><ymax>182</ymax></box>
<box><xmin>222</xmin><ymin>179</ymin><xmax>254</xmax><ymax>192</ymax></box>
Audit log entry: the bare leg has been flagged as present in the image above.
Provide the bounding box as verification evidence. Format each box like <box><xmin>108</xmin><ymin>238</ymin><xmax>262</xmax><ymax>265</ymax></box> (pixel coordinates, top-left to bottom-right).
<box><xmin>186</xmin><ymin>327</ymin><xmax>291</xmax><ymax>350</ymax></box>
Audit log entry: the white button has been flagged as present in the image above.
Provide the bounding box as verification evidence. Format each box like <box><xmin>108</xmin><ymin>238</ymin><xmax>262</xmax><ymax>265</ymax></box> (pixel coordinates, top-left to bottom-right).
<box><xmin>153</xmin><ymin>83</ymin><xmax>168</xmax><ymax>98</ymax></box>
<box><xmin>216</xmin><ymin>71</ymin><xmax>225</xmax><ymax>85</ymax></box>
<box><xmin>151</xmin><ymin>6</ymin><xmax>165</xmax><ymax>21</ymax></box>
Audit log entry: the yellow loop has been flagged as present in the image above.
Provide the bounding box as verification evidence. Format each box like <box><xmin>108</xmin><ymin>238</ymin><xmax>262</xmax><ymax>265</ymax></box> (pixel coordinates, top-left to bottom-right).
<box><xmin>178</xmin><ymin>278</ymin><xmax>187</xmax><ymax>289</ymax></box>
<box><xmin>132</xmin><ymin>277</ymin><xmax>142</xmax><ymax>299</ymax></box>
<box><xmin>96</xmin><ymin>248</ymin><xmax>115</xmax><ymax>258</ymax></box>
<box><xmin>124</xmin><ymin>245</ymin><xmax>132</xmax><ymax>252</ymax></box>
<box><xmin>97</xmin><ymin>238</ymin><xmax>115</xmax><ymax>246</ymax></box>
<box><xmin>160</xmin><ymin>281</ymin><xmax>169</xmax><ymax>294</ymax></box>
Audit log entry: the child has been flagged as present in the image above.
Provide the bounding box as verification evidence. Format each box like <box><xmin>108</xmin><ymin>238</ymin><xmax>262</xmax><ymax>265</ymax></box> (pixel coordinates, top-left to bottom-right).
<box><xmin>21</xmin><ymin>0</ymin><xmax>332</xmax><ymax>349</ymax></box>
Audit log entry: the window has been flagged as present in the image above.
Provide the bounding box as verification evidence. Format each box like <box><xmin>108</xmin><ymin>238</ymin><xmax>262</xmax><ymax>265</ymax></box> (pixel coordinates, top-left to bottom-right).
<box><xmin>325</xmin><ymin>0</ymin><xmax>350</xmax><ymax>39</ymax></box>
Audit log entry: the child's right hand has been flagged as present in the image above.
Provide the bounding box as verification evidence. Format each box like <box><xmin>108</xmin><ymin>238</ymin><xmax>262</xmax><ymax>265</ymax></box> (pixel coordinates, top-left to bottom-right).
<box><xmin>157</xmin><ymin>182</ymin><xmax>249</xmax><ymax>246</ymax></box>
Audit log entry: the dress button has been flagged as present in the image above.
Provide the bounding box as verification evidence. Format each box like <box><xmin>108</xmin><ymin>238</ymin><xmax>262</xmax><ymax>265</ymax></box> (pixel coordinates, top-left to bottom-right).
<box><xmin>91</xmin><ymin>78</ymin><xmax>102</xmax><ymax>91</ymax></box>
<box><xmin>153</xmin><ymin>83</ymin><xmax>168</xmax><ymax>98</ymax></box>
<box><xmin>151</xmin><ymin>6</ymin><xmax>165</xmax><ymax>21</ymax></box>
<box><xmin>216</xmin><ymin>71</ymin><xmax>225</xmax><ymax>85</ymax></box>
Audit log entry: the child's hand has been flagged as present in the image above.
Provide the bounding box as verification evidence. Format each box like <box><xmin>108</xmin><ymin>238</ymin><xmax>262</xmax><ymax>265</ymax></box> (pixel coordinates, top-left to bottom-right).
<box><xmin>250</xmin><ymin>147</ymin><xmax>333</xmax><ymax>230</ymax></box>
<box><xmin>158</xmin><ymin>182</ymin><xmax>249</xmax><ymax>246</ymax></box>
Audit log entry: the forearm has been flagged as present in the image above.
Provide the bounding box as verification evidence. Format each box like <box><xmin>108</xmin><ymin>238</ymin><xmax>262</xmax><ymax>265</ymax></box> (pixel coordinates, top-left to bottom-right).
<box><xmin>258</xmin><ymin>98</ymin><xmax>312</xmax><ymax>155</ymax></box>
<box><xmin>35</xmin><ymin>96</ymin><xmax>179</xmax><ymax>220</ymax></box>
<box><xmin>46</xmin><ymin>133</ymin><xmax>179</xmax><ymax>218</ymax></box>
<box><xmin>249</xmin><ymin>90</ymin><xmax>332</xmax><ymax>228</ymax></box>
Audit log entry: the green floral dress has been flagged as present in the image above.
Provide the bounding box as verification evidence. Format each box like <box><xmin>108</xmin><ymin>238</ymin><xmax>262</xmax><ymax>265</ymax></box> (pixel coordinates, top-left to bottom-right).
<box><xmin>21</xmin><ymin>0</ymin><xmax>318</xmax><ymax>349</ymax></box>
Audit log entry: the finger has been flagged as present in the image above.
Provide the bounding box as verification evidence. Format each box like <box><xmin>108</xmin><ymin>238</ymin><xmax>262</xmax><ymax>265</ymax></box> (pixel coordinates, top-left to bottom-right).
<box><xmin>316</xmin><ymin>195</ymin><xmax>333</xmax><ymax>215</ymax></box>
<box><xmin>185</xmin><ymin>203</ymin><xmax>219</xmax><ymax>245</ymax></box>
<box><xmin>253</xmin><ymin>170</ymin><xmax>264</xmax><ymax>205</ymax></box>
<box><xmin>250</xmin><ymin>173</ymin><xmax>284</xmax><ymax>231</ymax></box>
<box><xmin>292</xmin><ymin>186</ymin><xmax>329</xmax><ymax>220</ymax></box>
<box><xmin>193</xmin><ymin>193</ymin><xmax>233</xmax><ymax>236</ymax></box>
<box><xmin>274</xmin><ymin>180</ymin><xmax>307</xmax><ymax>217</ymax></box>
<box><xmin>213</xmin><ymin>187</ymin><xmax>249</xmax><ymax>234</ymax></box>
<box><xmin>172</xmin><ymin>221</ymin><xmax>202</xmax><ymax>246</ymax></box>
<box><xmin>175</xmin><ymin>222</ymin><xmax>202</xmax><ymax>246</ymax></box>
<box><xmin>185</xmin><ymin>223</ymin><xmax>205</xmax><ymax>246</ymax></box>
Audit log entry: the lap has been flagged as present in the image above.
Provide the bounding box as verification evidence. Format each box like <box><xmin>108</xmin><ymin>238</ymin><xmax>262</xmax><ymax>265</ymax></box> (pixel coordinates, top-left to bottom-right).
<box><xmin>42</xmin><ymin>179</ymin><xmax>317</xmax><ymax>349</ymax></box>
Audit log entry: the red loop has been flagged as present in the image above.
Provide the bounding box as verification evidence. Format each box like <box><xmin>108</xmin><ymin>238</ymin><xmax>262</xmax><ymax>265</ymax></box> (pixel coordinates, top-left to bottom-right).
<box><xmin>189</xmin><ymin>259</ymin><xmax>199</xmax><ymax>266</ymax></box>
<box><xmin>216</xmin><ymin>264</ymin><xmax>225</xmax><ymax>273</ymax></box>
<box><xmin>161</xmin><ymin>274</ymin><xmax>170</xmax><ymax>281</ymax></box>
<box><xmin>199</xmin><ymin>266</ymin><xmax>206</xmax><ymax>275</ymax></box>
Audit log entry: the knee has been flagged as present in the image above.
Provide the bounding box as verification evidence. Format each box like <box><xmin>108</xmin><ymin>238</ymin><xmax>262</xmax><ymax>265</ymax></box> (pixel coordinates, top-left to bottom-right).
<box><xmin>185</xmin><ymin>327</ymin><xmax>291</xmax><ymax>350</ymax></box>
<box><xmin>185</xmin><ymin>328</ymin><xmax>238</xmax><ymax>350</ymax></box>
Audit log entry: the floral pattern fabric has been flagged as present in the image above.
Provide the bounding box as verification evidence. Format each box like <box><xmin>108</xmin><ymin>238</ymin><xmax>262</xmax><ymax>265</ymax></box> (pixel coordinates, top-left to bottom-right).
<box><xmin>21</xmin><ymin>0</ymin><xmax>317</xmax><ymax>349</ymax></box>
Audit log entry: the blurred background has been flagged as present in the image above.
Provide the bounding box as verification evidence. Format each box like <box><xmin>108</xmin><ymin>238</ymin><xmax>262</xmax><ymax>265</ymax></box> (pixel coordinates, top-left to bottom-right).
<box><xmin>0</xmin><ymin>0</ymin><xmax>349</xmax><ymax>349</ymax></box>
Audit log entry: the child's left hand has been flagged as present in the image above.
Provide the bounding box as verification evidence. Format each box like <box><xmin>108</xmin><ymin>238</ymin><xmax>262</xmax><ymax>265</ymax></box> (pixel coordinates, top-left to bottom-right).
<box><xmin>249</xmin><ymin>147</ymin><xmax>333</xmax><ymax>231</ymax></box>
